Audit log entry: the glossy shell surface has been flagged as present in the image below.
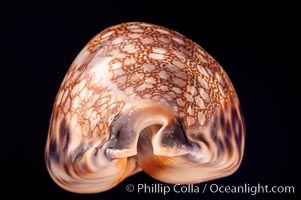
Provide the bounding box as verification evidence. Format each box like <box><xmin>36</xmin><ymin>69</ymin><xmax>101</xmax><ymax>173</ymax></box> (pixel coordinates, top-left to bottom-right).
<box><xmin>45</xmin><ymin>22</ymin><xmax>245</xmax><ymax>193</ymax></box>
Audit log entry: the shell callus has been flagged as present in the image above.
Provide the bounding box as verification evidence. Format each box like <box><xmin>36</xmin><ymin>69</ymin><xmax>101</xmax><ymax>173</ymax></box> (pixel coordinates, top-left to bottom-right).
<box><xmin>45</xmin><ymin>22</ymin><xmax>245</xmax><ymax>193</ymax></box>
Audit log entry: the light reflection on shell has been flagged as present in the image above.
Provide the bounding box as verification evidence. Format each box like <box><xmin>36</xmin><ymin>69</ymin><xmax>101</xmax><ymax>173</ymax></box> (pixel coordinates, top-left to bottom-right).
<box><xmin>45</xmin><ymin>22</ymin><xmax>245</xmax><ymax>193</ymax></box>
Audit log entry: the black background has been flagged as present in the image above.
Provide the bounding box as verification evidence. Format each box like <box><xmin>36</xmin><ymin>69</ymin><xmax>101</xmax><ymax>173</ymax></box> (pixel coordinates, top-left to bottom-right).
<box><xmin>1</xmin><ymin>0</ymin><xmax>298</xmax><ymax>199</ymax></box>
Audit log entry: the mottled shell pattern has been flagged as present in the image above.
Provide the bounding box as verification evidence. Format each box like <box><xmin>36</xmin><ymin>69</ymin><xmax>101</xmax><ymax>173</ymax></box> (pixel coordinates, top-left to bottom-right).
<box><xmin>45</xmin><ymin>22</ymin><xmax>245</xmax><ymax>193</ymax></box>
